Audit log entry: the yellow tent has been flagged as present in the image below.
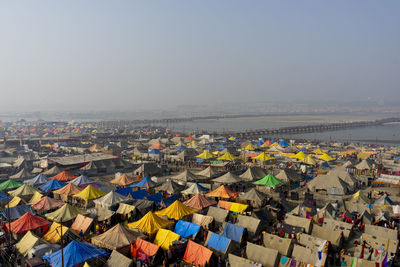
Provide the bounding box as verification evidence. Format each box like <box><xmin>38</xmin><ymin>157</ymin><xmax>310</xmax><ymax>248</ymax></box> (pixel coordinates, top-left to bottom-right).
<box><xmin>230</xmin><ymin>203</ymin><xmax>248</xmax><ymax>214</ymax></box>
<box><xmin>116</xmin><ymin>203</ymin><xmax>136</xmax><ymax>215</ymax></box>
<box><xmin>196</xmin><ymin>150</ymin><xmax>214</xmax><ymax>160</ymax></box>
<box><xmin>127</xmin><ymin>211</ymin><xmax>173</xmax><ymax>234</ymax></box>
<box><xmin>212</xmin><ymin>151</ymin><xmax>223</xmax><ymax>156</ymax></box>
<box><xmin>16</xmin><ymin>231</ymin><xmax>41</xmax><ymax>256</ymax></box>
<box><xmin>228</xmin><ymin>137</ymin><xmax>236</xmax><ymax>141</ymax></box>
<box><xmin>73</xmin><ymin>185</ymin><xmax>106</xmax><ymax>202</ymax></box>
<box><xmin>29</xmin><ymin>191</ymin><xmax>44</xmax><ymax>203</ymax></box>
<box><xmin>217</xmin><ymin>152</ymin><xmax>237</xmax><ymax>161</ymax></box>
<box><xmin>45</xmin><ymin>203</ymin><xmax>89</xmax><ymax>222</ymax></box>
<box><xmin>291</xmin><ymin>151</ymin><xmax>306</xmax><ymax>160</ymax></box>
<box><xmin>156</xmin><ymin>200</ymin><xmax>198</xmax><ymax>220</ymax></box>
<box><xmin>254</xmin><ymin>152</ymin><xmax>274</xmax><ymax>161</ymax></box>
<box><xmin>318</xmin><ymin>153</ymin><xmax>335</xmax><ymax>162</ymax></box>
<box><xmin>303</xmin><ymin>155</ymin><xmax>317</xmax><ymax>165</ymax></box>
<box><xmin>270</xmin><ymin>142</ymin><xmax>280</xmax><ymax>147</ymax></box>
<box><xmin>6</xmin><ymin>196</ymin><xmax>25</xmax><ymax>208</ymax></box>
<box><xmin>43</xmin><ymin>222</ymin><xmax>69</xmax><ymax>243</ymax></box>
<box><xmin>83</xmin><ymin>262</ymin><xmax>90</xmax><ymax>267</ymax></box>
<box><xmin>244</xmin><ymin>144</ymin><xmax>255</xmax><ymax>151</ymax></box>
<box><xmin>154</xmin><ymin>229</ymin><xmax>180</xmax><ymax>250</ymax></box>
<box><xmin>312</xmin><ymin>148</ymin><xmax>324</xmax><ymax>154</ymax></box>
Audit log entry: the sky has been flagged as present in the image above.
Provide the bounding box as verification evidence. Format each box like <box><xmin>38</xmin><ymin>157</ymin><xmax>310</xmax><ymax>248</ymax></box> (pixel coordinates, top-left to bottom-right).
<box><xmin>0</xmin><ymin>1</ymin><xmax>399</xmax><ymax>112</ymax></box>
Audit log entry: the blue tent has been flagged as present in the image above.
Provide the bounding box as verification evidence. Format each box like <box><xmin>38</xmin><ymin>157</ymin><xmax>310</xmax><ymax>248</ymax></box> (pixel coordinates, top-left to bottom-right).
<box><xmin>69</xmin><ymin>175</ymin><xmax>95</xmax><ymax>187</ymax></box>
<box><xmin>163</xmin><ymin>195</ymin><xmax>179</xmax><ymax>207</ymax></box>
<box><xmin>43</xmin><ymin>240</ymin><xmax>109</xmax><ymax>267</ymax></box>
<box><xmin>279</xmin><ymin>140</ymin><xmax>290</xmax><ymax>147</ymax></box>
<box><xmin>175</xmin><ymin>145</ymin><xmax>186</xmax><ymax>151</ymax></box>
<box><xmin>24</xmin><ymin>174</ymin><xmax>50</xmax><ymax>186</ymax></box>
<box><xmin>206</xmin><ymin>232</ymin><xmax>231</xmax><ymax>253</ymax></box>
<box><xmin>257</xmin><ymin>140</ymin><xmax>265</xmax><ymax>146</ymax></box>
<box><xmin>0</xmin><ymin>192</ymin><xmax>6</xmax><ymax>201</ymax></box>
<box><xmin>222</xmin><ymin>222</ymin><xmax>245</xmax><ymax>243</ymax></box>
<box><xmin>174</xmin><ymin>220</ymin><xmax>201</xmax><ymax>238</ymax></box>
<box><xmin>39</xmin><ymin>179</ymin><xmax>67</xmax><ymax>193</ymax></box>
<box><xmin>130</xmin><ymin>189</ymin><xmax>150</xmax><ymax>199</ymax></box>
<box><xmin>130</xmin><ymin>177</ymin><xmax>153</xmax><ymax>188</ymax></box>
<box><xmin>149</xmin><ymin>149</ymin><xmax>160</xmax><ymax>155</ymax></box>
<box><xmin>148</xmin><ymin>193</ymin><xmax>163</xmax><ymax>205</ymax></box>
<box><xmin>115</xmin><ymin>187</ymin><xmax>133</xmax><ymax>197</ymax></box>
<box><xmin>0</xmin><ymin>205</ymin><xmax>34</xmax><ymax>220</ymax></box>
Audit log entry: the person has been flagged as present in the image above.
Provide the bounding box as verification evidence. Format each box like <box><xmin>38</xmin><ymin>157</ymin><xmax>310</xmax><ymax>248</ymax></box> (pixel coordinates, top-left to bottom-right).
<box><xmin>79</xmin><ymin>229</ymin><xmax>83</xmax><ymax>241</ymax></box>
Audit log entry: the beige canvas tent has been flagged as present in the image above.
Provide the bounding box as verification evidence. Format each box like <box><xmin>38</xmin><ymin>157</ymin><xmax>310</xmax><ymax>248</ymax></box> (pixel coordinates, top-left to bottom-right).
<box><xmin>284</xmin><ymin>214</ymin><xmax>312</xmax><ymax>234</ymax></box>
<box><xmin>236</xmin><ymin>215</ymin><xmax>261</xmax><ymax>237</ymax></box>
<box><xmin>364</xmin><ymin>224</ymin><xmax>398</xmax><ymax>241</ymax></box>
<box><xmin>291</xmin><ymin>244</ymin><xmax>326</xmax><ymax>266</ymax></box>
<box><xmin>311</xmin><ymin>224</ymin><xmax>342</xmax><ymax>247</ymax></box>
<box><xmin>245</xmin><ymin>242</ymin><xmax>279</xmax><ymax>267</ymax></box>
<box><xmin>321</xmin><ymin>219</ymin><xmax>354</xmax><ymax>240</ymax></box>
<box><xmin>207</xmin><ymin>206</ymin><xmax>229</xmax><ymax>224</ymax></box>
<box><xmin>228</xmin><ymin>253</ymin><xmax>255</xmax><ymax>267</ymax></box>
<box><xmin>263</xmin><ymin>232</ymin><xmax>293</xmax><ymax>257</ymax></box>
<box><xmin>105</xmin><ymin>250</ymin><xmax>134</xmax><ymax>267</ymax></box>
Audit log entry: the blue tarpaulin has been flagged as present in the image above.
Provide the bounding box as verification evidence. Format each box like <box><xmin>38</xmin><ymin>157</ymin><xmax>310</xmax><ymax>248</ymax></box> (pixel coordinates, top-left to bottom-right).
<box><xmin>222</xmin><ymin>222</ymin><xmax>245</xmax><ymax>243</ymax></box>
<box><xmin>174</xmin><ymin>220</ymin><xmax>201</xmax><ymax>238</ymax></box>
<box><xmin>130</xmin><ymin>177</ymin><xmax>152</xmax><ymax>188</ymax></box>
<box><xmin>0</xmin><ymin>205</ymin><xmax>34</xmax><ymax>220</ymax></box>
<box><xmin>115</xmin><ymin>187</ymin><xmax>133</xmax><ymax>197</ymax></box>
<box><xmin>149</xmin><ymin>149</ymin><xmax>160</xmax><ymax>155</ymax></box>
<box><xmin>0</xmin><ymin>192</ymin><xmax>6</xmax><ymax>201</ymax></box>
<box><xmin>163</xmin><ymin>195</ymin><xmax>179</xmax><ymax>207</ymax></box>
<box><xmin>303</xmin><ymin>174</ymin><xmax>314</xmax><ymax>180</ymax></box>
<box><xmin>39</xmin><ymin>179</ymin><xmax>67</xmax><ymax>193</ymax></box>
<box><xmin>279</xmin><ymin>140</ymin><xmax>289</xmax><ymax>147</ymax></box>
<box><xmin>130</xmin><ymin>189</ymin><xmax>150</xmax><ymax>199</ymax></box>
<box><xmin>148</xmin><ymin>193</ymin><xmax>163</xmax><ymax>205</ymax></box>
<box><xmin>207</xmin><ymin>232</ymin><xmax>231</xmax><ymax>252</ymax></box>
<box><xmin>43</xmin><ymin>240</ymin><xmax>109</xmax><ymax>267</ymax></box>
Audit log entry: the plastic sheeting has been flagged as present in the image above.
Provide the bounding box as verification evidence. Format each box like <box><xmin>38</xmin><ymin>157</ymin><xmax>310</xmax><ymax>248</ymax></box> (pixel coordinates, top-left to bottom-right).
<box><xmin>183</xmin><ymin>240</ymin><xmax>212</xmax><ymax>267</ymax></box>
<box><xmin>222</xmin><ymin>222</ymin><xmax>245</xmax><ymax>243</ymax></box>
<box><xmin>206</xmin><ymin>231</ymin><xmax>230</xmax><ymax>253</ymax></box>
<box><xmin>174</xmin><ymin>220</ymin><xmax>200</xmax><ymax>238</ymax></box>
<box><xmin>154</xmin><ymin>229</ymin><xmax>180</xmax><ymax>250</ymax></box>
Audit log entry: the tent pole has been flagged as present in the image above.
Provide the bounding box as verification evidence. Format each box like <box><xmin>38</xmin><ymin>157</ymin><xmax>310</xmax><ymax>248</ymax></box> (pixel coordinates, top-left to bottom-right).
<box><xmin>60</xmin><ymin>218</ymin><xmax>64</xmax><ymax>267</ymax></box>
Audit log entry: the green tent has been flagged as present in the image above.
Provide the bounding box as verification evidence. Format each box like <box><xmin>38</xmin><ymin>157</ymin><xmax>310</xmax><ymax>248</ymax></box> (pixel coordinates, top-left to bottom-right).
<box><xmin>253</xmin><ymin>174</ymin><xmax>285</xmax><ymax>188</ymax></box>
<box><xmin>0</xmin><ymin>179</ymin><xmax>23</xmax><ymax>191</ymax></box>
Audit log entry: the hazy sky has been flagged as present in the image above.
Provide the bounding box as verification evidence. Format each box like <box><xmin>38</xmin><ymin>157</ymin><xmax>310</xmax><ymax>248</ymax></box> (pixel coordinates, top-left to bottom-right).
<box><xmin>1</xmin><ymin>1</ymin><xmax>399</xmax><ymax>112</ymax></box>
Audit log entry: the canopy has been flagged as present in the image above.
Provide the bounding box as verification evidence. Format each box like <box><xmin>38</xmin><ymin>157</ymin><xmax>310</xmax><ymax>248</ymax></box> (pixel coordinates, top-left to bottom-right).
<box><xmin>212</xmin><ymin>172</ymin><xmax>242</xmax><ymax>184</ymax></box>
<box><xmin>29</xmin><ymin>191</ymin><xmax>44</xmax><ymax>203</ymax></box>
<box><xmin>130</xmin><ymin>177</ymin><xmax>156</xmax><ymax>188</ymax></box>
<box><xmin>0</xmin><ymin>205</ymin><xmax>33</xmax><ymax>220</ymax></box>
<box><xmin>0</xmin><ymin>179</ymin><xmax>23</xmax><ymax>191</ymax></box>
<box><xmin>16</xmin><ymin>231</ymin><xmax>42</xmax><ymax>257</ymax></box>
<box><xmin>355</xmin><ymin>159</ymin><xmax>372</xmax><ymax>170</ymax></box>
<box><xmin>303</xmin><ymin>155</ymin><xmax>317</xmax><ymax>165</ymax></box>
<box><xmin>217</xmin><ymin>152</ymin><xmax>236</xmax><ymax>161</ymax></box>
<box><xmin>70</xmin><ymin>214</ymin><xmax>93</xmax><ymax>235</ymax></box>
<box><xmin>7</xmin><ymin>212</ymin><xmax>50</xmax><ymax>234</ymax></box>
<box><xmin>239</xmin><ymin>188</ymin><xmax>267</xmax><ymax>205</ymax></box>
<box><xmin>69</xmin><ymin>175</ymin><xmax>95</xmax><ymax>187</ymax></box>
<box><xmin>156</xmin><ymin>200</ymin><xmax>198</xmax><ymax>220</ymax></box>
<box><xmin>93</xmin><ymin>191</ymin><xmax>128</xmax><ymax>209</ymax></box>
<box><xmin>318</xmin><ymin>153</ymin><xmax>335</xmax><ymax>162</ymax></box>
<box><xmin>109</xmin><ymin>174</ymin><xmax>136</xmax><ymax>186</ymax></box>
<box><xmin>53</xmin><ymin>183</ymin><xmax>82</xmax><ymax>197</ymax></box>
<box><xmin>105</xmin><ymin>250</ymin><xmax>133</xmax><ymax>267</ymax></box>
<box><xmin>194</xmin><ymin>166</ymin><xmax>219</xmax><ymax>178</ymax></box>
<box><xmin>24</xmin><ymin>174</ymin><xmax>50</xmax><ymax>186</ymax></box>
<box><xmin>127</xmin><ymin>211</ymin><xmax>173</xmax><ymax>234</ymax></box>
<box><xmin>39</xmin><ymin>179</ymin><xmax>67</xmax><ymax>193</ymax></box>
<box><xmin>196</xmin><ymin>150</ymin><xmax>214</xmax><ymax>160</ymax></box>
<box><xmin>45</xmin><ymin>203</ymin><xmax>89</xmax><ymax>222</ymax></box>
<box><xmin>155</xmin><ymin>179</ymin><xmax>184</xmax><ymax>194</ymax></box>
<box><xmin>206</xmin><ymin>185</ymin><xmax>238</xmax><ymax>199</ymax></box>
<box><xmin>132</xmin><ymin>238</ymin><xmax>159</xmax><ymax>258</ymax></box>
<box><xmin>43</xmin><ymin>241</ymin><xmax>109</xmax><ymax>267</ymax></box>
<box><xmin>6</xmin><ymin>196</ymin><xmax>25</xmax><ymax>208</ymax></box>
<box><xmin>254</xmin><ymin>174</ymin><xmax>286</xmax><ymax>188</ymax></box>
<box><xmin>183</xmin><ymin>194</ymin><xmax>217</xmax><ymax>210</ymax></box>
<box><xmin>206</xmin><ymin>231</ymin><xmax>231</xmax><ymax>254</ymax></box>
<box><xmin>43</xmin><ymin>222</ymin><xmax>69</xmax><ymax>243</ymax></box>
<box><xmin>171</xmin><ymin>169</ymin><xmax>203</xmax><ymax>183</ymax></box>
<box><xmin>73</xmin><ymin>185</ymin><xmax>106</xmax><ymax>202</ymax></box>
<box><xmin>183</xmin><ymin>240</ymin><xmax>212</xmax><ymax>267</ymax></box>
<box><xmin>181</xmin><ymin>183</ymin><xmax>208</xmax><ymax>195</ymax></box>
<box><xmin>10</xmin><ymin>168</ymin><xmax>32</xmax><ymax>179</ymax></box>
<box><xmin>174</xmin><ymin>220</ymin><xmax>201</xmax><ymax>238</ymax></box>
<box><xmin>116</xmin><ymin>203</ymin><xmax>136</xmax><ymax>215</ymax></box>
<box><xmin>50</xmin><ymin>171</ymin><xmax>77</xmax><ymax>182</ymax></box>
<box><xmin>312</xmin><ymin>148</ymin><xmax>324</xmax><ymax>154</ymax></box>
<box><xmin>30</xmin><ymin>196</ymin><xmax>64</xmax><ymax>213</ymax></box>
<box><xmin>240</xmin><ymin>167</ymin><xmax>268</xmax><ymax>181</ymax></box>
<box><xmin>291</xmin><ymin>151</ymin><xmax>306</xmax><ymax>160</ymax></box>
<box><xmin>92</xmin><ymin>223</ymin><xmax>145</xmax><ymax>250</ymax></box>
<box><xmin>154</xmin><ymin>229</ymin><xmax>180</xmax><ymax>250</ymax></box>
<box><xmin>222</xmin><ymin>222</ymin><xmax>245</xmax><ymax>243</ymax></box>
<box><xmin>43</xmin><ymin>166</ymin><xmax>62</xmax><ymax>176</ymax></box>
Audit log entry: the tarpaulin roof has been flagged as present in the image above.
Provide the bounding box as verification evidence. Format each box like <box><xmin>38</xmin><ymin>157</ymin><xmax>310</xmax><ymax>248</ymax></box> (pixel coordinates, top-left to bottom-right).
<box><xmin>39</xmin><ymin>179</ymin><xmax>67</xmax><ymax>193</ymax></box>
<box><xmin>73</xmin><ymin>185</ymin><xmax>106</xmax><ymax>202</ymax></box>
<box><xmin>217</xmin><ymin>152</ymin><xmax>237</xmax><ymax>161</ymax></box>
<box><xmin>93</xmin><ymin>191</ymin><xmax>128</xmax><ymax>209</ymax></box>
<box><xmin>183</xmin><ymin>194</ymin><xmax>217</xmax><ymax>210</ymax></box>
<box><xmin>7</xmin><ymin>212</ymin><xmax>50</xmax><ymax>234</ymax></box>
<box><xmin>92</xmin><ymin>223</ymin><xmax>145</xmax><ymax>250</ymax></box>
<box><xmin>116</xmin><ymin>203</ymin><xmax>136</xmax><ymax>215</ymax></box>
<box><xmin>0</xmin><ymin>192</ymin><xmax>6</xmax><ymax>201</ymax></box>
<box><xmin>52</xmin><ymin>183</ymin><xmax>81</xmax><ymax>198</ymax></box>
<box><xmin>212</xmin><ymin>172</ymin><xmax>242</xmax><ymax>184</ymax></box>
<box><xmin>43</xmin><ymin>166</ymin><xmax>62</xmax><ymax>176</ymax></box>
<box><xmin>156</xmin><ymin>200</ymin><xmax>198</xmax><ymax>220</ymax></box>
<box><xmin>30</xmin><ymin>196</ymin><xmax>64</xmax><ymax>213</ymax></box>
<box><xmin>205</xmin><ymin>231</ymin><xmax>231</xmax><ymax>253</ymax></box>
<box><xmin>50</xmin><ymin>171</ymin><xmax>77</xmax><ymax>182</ymax></box>
<box><xmin>115</xmin><ymin>187</ymin><xmax>133</xmax><ymax>197</ymax></box>
<box><xmin>6</xmin><ymin>196</ymin><xmax>25</xmax><ymax>208</ymax></box>
<box><xmin>10</xmin><ymin>168</ymin><xmax>32</xmax><ymax>179</ymax></box>
<box><xmin>254</xmin><ymin>174</ymin><xmax>286</xmax><ymax>188</ymax></box>
<box><xmin>174</xmin><ymin>220</ymin><xmax>201</xmax><ymax>238</ymax></box>
<box><xmin>29</xmin><ymin>191</ymin><xmax>44</xmax><ymax>203</ymax></box>
<box><xmin>222</xmin><ymin>222</ymin><xmax>245</xmax><ymax>243</ymax></box>
<box><xmin>0</xmin><ymin>179</ymin><xmax>23</xmax><ymax>191</ymax></box>
<box><xmin>183</xmin><ymin>240</ymin><xmax>212</xmax><ymax>267</ymax></box>
<box><xmin>43</xmin><ymin>222</ymin><xmax>69</xmax><ymax>244</ymax></box>
<box><xmin>130</xmin><ymin>177</ymin><xmax>155</xmax><ymax>188</ymax></box>
<box><xmin>130</xmin><ymin>189</ymin><xmax>150</xmax><ymax>199</ymax></box>
<box><xmin>155</xmin><ymin>179</ymin><xmax>184</xmax><ymax>194</ymax></box>
<box><xmin>0</xmin><ymin>205</ymin><xmax>33</xmax><ymax>220</ymax></box>
<box><xmin>246</xmin><ymin>242</ymin><xmax>279</xmax><ymax>267</ymax></box>
<box><xmin>181</xmin><ymin>182</ymin><xmax>208</xmax><ymax>195</ymax></box>
<box><xmin>318</xmin><ymin>153</ymin><xmax>335</xmax><ymax>162</ymax></box>
<box><xmin>171</xmin><ymin>169</ymin><xmax>203</xmax><ymax>183</ymax></box>
<box><xmin>24</xmin><ymin>174</ymin><xmax>50</xmax><ymax>186</ymax></box>
<box><xmin>194</xmin><ymin>166</ymin><xmax>219</xmax><ymax>178</ymax></box>
<box><xmin>43</xmin><ymin>241</ymin><xmax>109</xmax><ymax>267</ymax></box>
<box><xmin>206</xmin><ymin>185</ymin><xmax>238</xmax><ymax>199</ymax></box>
<box><xmin>16</xmin><ymin>231</ymin><xmax>41</xmax><ymax>257</ymax></box>
<box><xmin>109</xmin><ymin>174</ymin><xmax>136</xmax><ymax>186</ymax></box>
<box><xmin>239</xmin><ymin>167</ymin><xmax>268</xmax><ymax>181</ymax></box>
<box><xmin>154</xmin><ymin>229</ymin><xmax>180</xmax><ymax>250</ymax></box>
<box><xmin>133</xmin><ymin>238</ymin><xmax>159</xmax><ymax>257</ymax></box>
<box><xmin>196</xmin><ymin>150</ymin><xmax>214</xmax><ymax>160</ymax></box>
<box><xmin>163</xmin><ymin>195</ymin><xmax>179</xmax><ymax>208</ymax></box>
<box><xmin>70</xmin><ymin>214</ymin><xmax>93</xmax><ymax>235</ymax></box>
<box><xmin>239</xmin><ymin>188</ymin><xmax>267</xmax><ymax>204</ymax></box>
<box><xmin>105</xmin><ymin>250</ymin><xmax>133</xmax><ymax>267</ymax></box>
<box><xmin>45</xmin><ymin>203</ymin><xmax>89</xmax><ymax>223</ymax></box>
<box><xmin>192</xmin><ymin>213</ymin><xmax>214</xmax><ymax>229</ymax></box>
<box><xmin>69</xmin><ymin>175</ymin><xmax>95</xmax><ymax>187</ymax></box>
<box><xmin>127</xmin><ymin>211</ymin><xmax>173</xmax><ymax>234</ymax></box>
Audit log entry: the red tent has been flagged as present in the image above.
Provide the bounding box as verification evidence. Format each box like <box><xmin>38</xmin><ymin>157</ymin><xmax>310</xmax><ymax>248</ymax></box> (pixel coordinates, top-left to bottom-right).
<box><xmin>6</xmin><ymin>212</ymin><xmax>50</xmax><ymax>234</ymax></box>
<box><xmin>183</xmin><ymin>194</ymin><xmax>217</xmax><ymax>210</ymax></box>
<box><xmin>30</xmin><ymin>196</ymin><xmax>64</xmax><ymax>213</ymax></box>
<box><xmin>185</xmin><ymin>136</ymin><xmax>194</xmax><ymax>141</ymax></box>
<box><xmin>151</xmin><ymin>143</ymin><xmax>165</xmax><ymax>150</ymax></box>
<box><xmin>50</xmin><ymin>171</ymin><xmax>77</xmax><ymax>182</ymax></box>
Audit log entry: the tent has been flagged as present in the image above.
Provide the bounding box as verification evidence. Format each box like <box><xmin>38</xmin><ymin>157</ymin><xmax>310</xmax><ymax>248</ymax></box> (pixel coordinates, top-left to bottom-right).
<box><xmin>291</xmin><ymin>244</ymin><xmax>327</xmax><ymax>266</ymax></box>
<box><xmin>183</xmin><ymin>194</ymin><xmax>217</xmax><ymax>210</ymax></box>
<box><xmin>194</xmin><ymin>166</ymin><xmax>219</xmax><ymax>178</ymax></box>
<box><xmin>205</xmin><ymin>185</ymin><xmax>238</xmax><ymax>199</ymax></box>
<box><xmin>43</xmin><ymin>222</ymin><xmax>69</xmax><ymax>243</ymax></box>
<box><xmin>10</xmin><ymin>168</ymin><xmax>33</xmax><ymax>179</ymax></box>
<box><xmin>0</xmin><ymin>205</ymin><xmax>33</xmax><ymax>220</ymax></box>
<box><xmin>70</xmin><ymin>214</ymin><xmax>93</xmax><ymax>235</ymax></box>
<box><xmin>284</xmin><ymin>214</ymin><xmax>312</xmax><ymax>234</ymax></box>
<box><xmin>43</xmin><ymin>166</ymin><xmax>62</xmax><ymax>176</ymax></box>
<box><xmin>206</xmin><ymin>206</ymin><xmax>229</xmax><ymax>223</ymax></box>
<box><xmin>171</xmin><ymin>169</ymin><xmax>203</xmax><ymax>183</ymax></box>
<box><xmin>6</xmin><ymin>196</ymin><xmax>25</xmax><ymax>208</ymax></box>
<box><xmin>217</xmin><ymin>152</ymin><xmax>237</xmax><ymax>161</ymax></box>
<box><xmin>6</xmin><ymin>212</ymin><xmax>50</xmax><ymax>234</ymax></box>
<box><xmin>24</xmin><ymin>174</ymin><xmax>50</xmax><ymax>186</ymax></box>
<box><xmin>155</xmin><ymin>200</ymin><xmax>198</xmax><ymax>220</ymax></box>
<box><xmin>73</xmin><ymin>185</ymin><xmax>106</xmax><ymax>202</ymax></box>
<box><xmin>196</xmin><ymin>150</ymin><xmax>214</xmax><ymax>160</ymax></box>
<box><xmin>263</xmin><ymin>232</ymin><xmax>293</xmax><ymax>257</ymax></box>
<box><xmin>155</xmin><ymin>179</ymin><xmax>184</xmax><ymax>194</ymax></box>
<box><xmin>239</xmin><ymin>188</ymin><xmax>267</xmax><ymax>207</ymax></box>
<box><xmin>254</xmin><ymin>174</ymin><xmax>286</xmax><ymax>188</ymax></box>
<box><xmin>39</xmin><ymin>179</ymin><xmax>67</xmax><ymax>193</ymax></box>
<box><xmin>253</xmin><ymin>152</ymin><xmax>274</xmax><ymax>162</ymax></box>
<box><xmin>181</xmin><ymin>183</ymin><xmax>208</xmax><ymax>195</ymax></box>
<box><xmin>50</xmin><ymin>171</ymin><xmax>77</xmax><ymax>182</ymax></box>
<box><xmin>205</xmin><ymin>231</ymin><xmax>231</xmax><ymax>254</ymax></box>
<box><xmin>30</xmin><ymin>196</ymin><xmax>64</xmax><ymax>213</ymax></box>
<box><xmin>297</xmin><ymin>233</ymin><xmax>328</xmax><ymax>253</ymax></box>
<box><xmin>228</xmin><ymin>253</ymin><xmax>255</xmax><ymax>267</ymax></box>
<box><xmin>236</xmin><ymin>215</ymin><xmax>261</xmax><ymax>237</ymax></box>
<box><xmin>307</xmin><ymin>173</ymin><xmax>350</xmax><ymax>195</ymax></box>
<box><xmin>45</xmin><ymin>203</ymin><xmax>89</xmax><ymax>223</ymax></box>
<box><xmin>246</xmin><ymin>242</ymin><xmax>279</xmax><ymax>267</ymax></box>
<box><xmin>127</xmin><ymin>211</ymin><xmax>173</xmax><ymax>234</ymax></box>
<box><xmin>116</xmin><ymin>203</ymin><xmax>136</xmax><ymax>216</ymax></box>
<box><xmin>291</xmin><ymin>151</ymin><xmax>306</xmax><ymax>160</ymax></box>
<box><xmin>303</xmin><ymin>155</ymin><xmax>317</xmax><ymax>165</ymax></box>
<box><xmin>154</xmin><ymin>229</ymin><xmax>180</xmax><ymax>250</ymax></box>
<box><xmin>110</xmin><ymin>174</ymin><xmax>136</xmax><ymax>186</ymax></box>
<box><xmin>311</xmin><ymin>224</ymin><xmax>342</xmax><ymax>247</ymax></box>
<box><xmin>212</xmin><ymin>172</ymin><xmax>242</xmax><ymax>184</ymax></box>
<box><xmin>115</xmin><ymin>187</ymin><xmax>133</xmax><ymax>197</ymax></box>
<box><xmin>132</xmin><ymin>238</ymin><xmax>160</xmax><ymax>260</ymax></box>
<box><xmin>69</xmin><ymin>175</ymin><xmax>96</xmax><ymax>187</ymax></box>
<box><xmin>105</xmin><ymin>250</ymin><xmax>133</xmax><ymax>267</ymax></box>
<box><xmin>29</xmin><ymin>191</ymin><xmax>44</xmax><ymax>203</ymax></box>
<box><xmin>192</xmin><ymin>213</ymin><xmax>214</xmax><ymax>229</ymax></box>
<box><xmin>43</xmin><ymin>241</ymin><xmax>109</xmax><ymax>267</ymax></box>
<box><xmin>183</xmin><ymin>240</ymin><xmax>213</xmax><ymax>267</ymax></box>
<box><xmin>16</xmin><ymin>231</ymin><xmax>42</xmax><ymax>257</ymax></box>
<box><xmin>318</xmin><ymin>153</ymin><xmax>335</xmax><ymax>162</ymax></box>
<box><xmin>92</xmin><ymin>223</ymin><xmax>145</xmax><ymax>250</ymax></box>
<box><xmin>222</xmin><ymin>222</ymin><xmax>245</xmax><ymax>243</ymax></box>
<box><xmin>364</xmin><ymin>224</ymin><xmax>398</xmax><ymax>241</ymax></box>
<box><xmin>321</xmin><ymin>219</ymin><xmax>353</xmax><ymax>239</ymax></box>
<box><xmin>93</xmin><ymin>191</ymin><xmax>128</xmax><ymax>209</ymax></box>
<box><xmin>355</xmin><ymin>159</ymin><xmax>372</xmax><ymax>170</ymax></box>
<box><xmin>174</xmin><ymin>220</ymin><xmax>201</xmax><ymax>238</ymax></box>
<box><xmin>239</xmin><ymin>167</ymin><xmax>268</xmax><ymax>181</ymax></box>
<box><xmin>130</xmin><ymin>177</ymin><xmax>156</xmax><ymax>188</ymax></box>
<box><xmin>275</xmin><ymin>169</ymin><xmax>303</xmax><ymax>183</ymax></box>
<box><xmin>0</xmin><ymin>179</ymin><xmax>23</xmax><ymax>191</ymax></box>
<box><xmin>53</xmin><ymin>183</ymin><xmax>82</xmax><ymax>197</ymax></box>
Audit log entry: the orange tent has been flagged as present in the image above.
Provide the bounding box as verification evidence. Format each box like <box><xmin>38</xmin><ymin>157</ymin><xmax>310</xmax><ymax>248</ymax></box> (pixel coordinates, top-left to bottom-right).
<box><xmin>151</xmin><ymin>143</ymin><xmax>165</xmax><ymax>150</ymax></box>
<box><xmin>50</xmin><ymin>171</ymin><xmax>77</xmax><ymax>182</ymax></box>
<box><xmin>217</xmin><ymin>200</ymin><xmax>232</xmax><ymax>210</ymax></box>
<box><xmin>205</xmin><ymin>185</ymin><xmax>238</xmax><ymax>199</ymax></box>
<box><xmin>183</xmin><ymin>194</ymin><xmax>217</xmax><ymax>210</ymax></box>
<box><xmin>132</xmin><ymin>238</ymin><xmax>159</xmax><ymax>258</ymax></box>
<box><xmin>109</xmin><ymin>174</ymin><xmax>136</xmax><ymax>186</ymax></box>
<box><xmin>6</xmin><ymin>212</ymin><xmax>50</xmax><ymax>234</ymax></box>
<box><xmin>30</xmin><ymin>196</ymin><xmax>64</xmax><ymax>213</ymax></box>
<box><xmin>183</xmin><ymin>240</ymin><xmax>212</xmax><ymax>267</ymax></box>
<box><xmin>53</xmin><ymin>183</ymin><xmax>82</xmax><ymax>197</ymax></box>
<box><xmin>70</xmin><ymin>214</ymin><xmax>93</xmax><ymax>235</ymax></box>
<box><xmin>264</xmin><ymin>140</ymin><xmax>273</xmax><ymax>146</ymax></box>
<box><xmin>185</xmin><ymin>136</ymin><xmax>194</xmax><ymax>141</ymax></box>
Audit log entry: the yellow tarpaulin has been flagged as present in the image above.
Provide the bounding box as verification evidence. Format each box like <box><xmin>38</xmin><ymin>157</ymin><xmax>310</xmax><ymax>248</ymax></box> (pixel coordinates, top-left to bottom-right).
<box><xmin>154</xmin><ymin>229</ymin><xmax>180</xmax><ymax>250</ymax></box>
<box><xmin>29</xmin><ymin>191</ymin><xmax>44</xmax><ymax>203</ymax></box>
<box><xmin>230</xmin><ymin>203</ymin><xmax>248</xmax><ymax>214</ymax></box>
<box><xmin>73</xmin><ymin>185</ymin><xmax>106</xmax><ymax>202</ymax></box>
<box><xmin>156</xmin><ymin>200</ymin><xmax>198</xmax><ymax>220</ymax></box>
<box><xmin>83</xmin><ymin>262</ymin><xmax>90</xmax><ymax>267</ymax></box>
<box><xmin>6</xmin><ymin>196</ymin><xmax>25</xmax><ymax>208</ymax></box>
<box><xmin>244</xmin><ymin>144</ymin><xmax>255</xmax><ymax>151</ymax></box>
<box><xmin>312</xmin><ymin>148</ymin><xmax>324</xmax><ymax>154</ymax></box>
<box><xmin>291</xmin><ymin>151</ymin><xmax>306</xmax><ymax>160</ymax></box>
<box><xmin>217</xmin><ymin>152</ymin><xmax>237</xmax><ymax>161</ymax></box>
<box><xmin>318</xmin><ymin>153</ymin><xmax>335</xmax><ymax>162</ymax></box>
<box><xmin>116</xmin><ymin>203</ymin><xmax>136</xmax><ymax>215</ymax></box>
<box><xmin>16</xmin><ymin>231</ymin><xmax>40</xmax><ymax>256</ymax></box>
<box><xmin>254</xmin><ymin>152</ymin><xmax>274</xmax><ymax>161</ymax></box>
<box><xmin>303</xmin><ymin>155</ymin><xmax>317</xmax><ymax>165</ymax></box>
<box><xmin>196</xmin><ymin>150</ymin><xmax>214</xmax><ymax>159</ymax></box>
<box><xmin>43</xmin><ymin>222</ymin><xmax>69</xmax><ymax>243</ymax></box>
<box><xmin>127</xmin><ymin>211</ymin><xmax>173</xmax><ymax>234</ymax></box>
